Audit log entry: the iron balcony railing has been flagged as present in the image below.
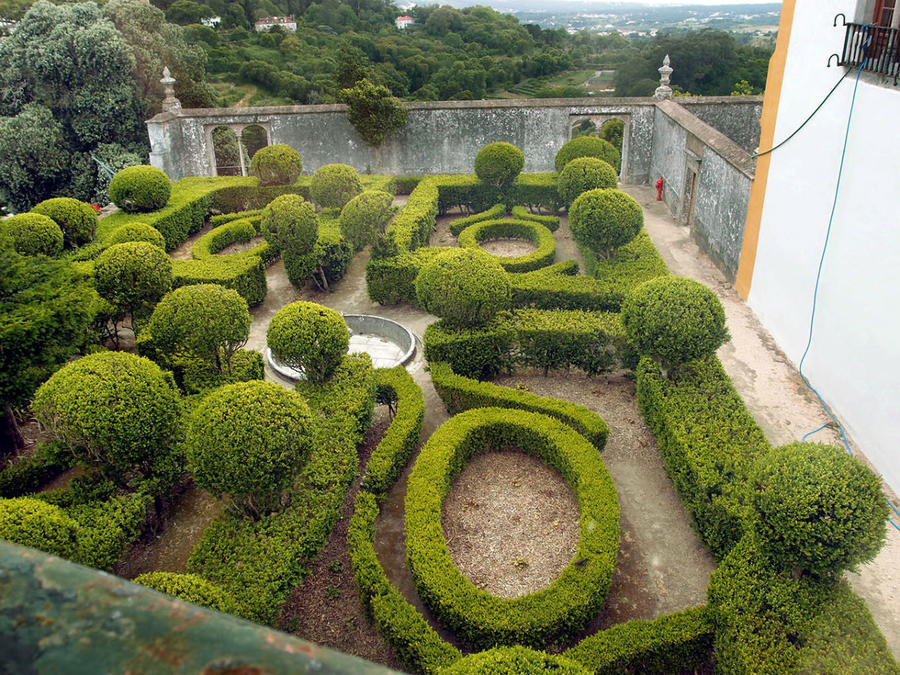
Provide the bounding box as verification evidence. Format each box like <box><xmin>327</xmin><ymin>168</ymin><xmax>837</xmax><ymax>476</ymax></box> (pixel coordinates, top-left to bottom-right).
<box><xmin>840</xmin><ymin>22</ymin><xmax>900</xmax><ymax>78</ymax></box>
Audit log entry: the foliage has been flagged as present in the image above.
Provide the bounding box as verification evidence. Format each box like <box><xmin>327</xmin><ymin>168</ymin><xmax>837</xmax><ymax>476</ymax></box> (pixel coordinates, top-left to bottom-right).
<box><xmin>554</xmin><ymin>136</ymin><xmax>621</xmax><ymax>173</ymax></box>
<box><xmin>260</xmin><ymin>193</ymin><xmax>318</xmax><ymax>284</ymax></box>
<box><xmin>569</xmin><ymin>188</ymin><xmax>642</xmax><ymax>259</ymax></box>
<box><xmin>375</xmin><ymin>177</ymin><xmax>438</xmax><ymax>258</ymax></box>
<box><xmin>309</xmin><ymin>164</ymin><xmax>363</xmax><ymax>210</ymax></box>
<box><xmin>109</xmin><ymin>166</ymin><xmax>172</xmax><ymax>213</ymax></box>
<box><xmin>178</xmin><ymin>348</ymin><xmax>264</xmax><ymax>396</ymax></box>
<box><xmin>186</xmin><ymin>381</ymin><xmax>313</xmax><ymax>519</ymax></box>
<box><xmin>30</xmin><ymin>198</ymin><xmax>98</xmax><ymax>248</ymax></box>
<box><xmin>457</xmin><ymin>219</ymin><xmax>555</xmax><ymax>273</ymax></box>
<box><xmin>172</xmin><ymin>254</ymin><xmax>267</xmax><ymax>306</ymax></box>
<box><xmin>94</xmin><ymin>241</ymin><xmax>173</xmax><ymax>326</ymax></box>
<box><xmin>339</xmin><ymin>190</ymin><xmax>396</xmax><ymax>251</ymax></box>
<box><xmin>367</xmin><ymin>247</ymin><xmax>444</xmax><ymax>306</ymax></box>
<box><xmin>622</xmin><ymin>276</ymin><xmax>728</xmax><ymax>368</ymax></box>
<box><xmin>0</xmin><ymin>213</ymin><xmax>63</xmax><ymax>257</ymax></box>
<box><xmin>267</xmin><ymin>301</ymin><xmax>348</xmax><ymax>382</ymax></box>
<box><xmin>423</xmin><ymin>318</ymin><xmax>516</xmax><ymax>381</ymax></box>
<box><xmin>249</xmin><ymin>144</ymin><xmax>303</xmax><ymax>186</ymax></box>
<box><xmin>443</xmin><ymin>646</ymin><xmax>591</xmax><ymax>674</ymax></box>
<box><xmin>67</xmin><ymin>490</ymin><xmax>151</xmax><ymax>570</ymax></box>
<box><xmin>0</xmin><ymin>441</ymin><xmax>73</xmax><ymax>499</ymax></box>
<box><xmin>133</xmin><ymin>572</ymin><xmax>241</xmax><ymax>615</ymax></box>
<box><xmin>598</xmin><ymin>118</ymin><xmax>625</xmax><ymax>155</ymax></box>
<box><xmin>748</xmin><ymin>442</ymin><xmax>889</xmax><ymax>577</ymax></box>
<box><xmin>509</xmin><ymin>205</ymin><xmax>560</xmax><ymax>230</ymax></box>
<box><xmin>0</xmin><ymin>496</ymin><xmax>79</xmax><ymax>558</ymax></box>
<box><xmin>473</xmin><ymin>142</ymin><xmax>525</xmax><ymax>191</ymax></box>
<box><xmin>192</xmin><ymin>219</ymin><xmax>272</xmax><ymax>264</ymax></box>
<box><xmin>107</xmin><ymin>222</ymin><xmax>166</xmax><ymax>250</ymax></box>
<box><xmin>557</xmin><ymin>157</ymin><xmax>618</xmax><ymax>205</ymax></box>
<box><xmin>88</xmin><ymin>142</ymin><xmax>143</xmax><ymax>206</ymax></box>
<box><xmin>508</xmin><ymin>174</ymin><xmax>565</xmax><ymax>214</ymax></box>
<box><xmin>340</xmin><ymin>78</ymin><xmax>409</xmax><ymax>147</ymax></box>
<box><xmin>448</xmin><ymin>203</ymin><xmax>507</xmax><ymax>237</ymax></box>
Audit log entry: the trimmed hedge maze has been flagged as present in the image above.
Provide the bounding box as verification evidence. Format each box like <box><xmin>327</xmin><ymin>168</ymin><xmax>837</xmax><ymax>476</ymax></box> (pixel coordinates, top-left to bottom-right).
<box><xmin>457</xmin><ymin>219</ymin><xmax>556</xmax><ymax>273</ymax></box>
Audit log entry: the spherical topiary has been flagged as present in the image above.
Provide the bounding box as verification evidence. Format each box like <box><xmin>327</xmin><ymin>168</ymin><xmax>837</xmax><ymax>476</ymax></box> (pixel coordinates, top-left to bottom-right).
<box><xmin>309</xmin><ymin>163</ymin><xmax>363</xmax><ymax>210</ymax></box>
<box><xmin>442</xmin><ymin>646</ymin><xmax>591</xmax><ymax>674</ymax></box>
<box><xmin>186</xmin><ymin>381</ymin><xmax>313</xmax><ymax>517</ymax></box>
<box><xmin>107</xmin><ymin>222</ymin><xmax>166</xmax><ymax>250</ymax></box>
<box><xmin>568</xmin><ymin>188</ymin><xmax>642</xmax><ymax>258</ymax></box>
<box><xmin>0</xmin><ymin>213</ymin><xmax>63</xmax><ymax>257</ymax></box>
<box><xmin>0</xmin><ymin>497</ymin><xmax>80</xmax><ymax>559</ymax></box>
<box><xmin>31</xmin><ymin>197</ymin><xmax>98</xmax><ymax>248</ymax></box>
<box><xmin>108</xmin><ymin>165</ymin><xmax>172</xmax><ymax>213</ymax></box>
<box><xmin>249</xmin><ymin>144</ymin><xmax>303</xmax><ymax>187</ymax></box>
<box><xmin>93</xmin><ymin>241</ymin><xmax>173</xmax><ymax>319</ymax></box>
<box><xmin>557</xmin><ymin>157</ymin><xmax>618</xmax><ymax>205</ymax></box>
<box><xmin>474</xmin><ymin>142</ymin><xmax>525</xmax><ymax>190</ymax></box>
<box><xmin>338</xmin><ymin>190</ymin><xmax>395</xmax><ymax>251</ymax></box>
<box><xmin>554</xmin><ymin>136</ymin><xmax>621</xmax><ymax>173</ymax></box>
<box><xmin>599</xmin><ymin>118</ymin><xmax>625</xmax><ymax>154</ymax></box>
<box><xmin>749</xmin><ymin>442</ymin><xmax>890</xmax><ymax>577</ymax></box>
<box><xmin>260</xmin><ymin>194</ymin><xmax>318</xmax><ymax>286</ymax></box>
<box><xmin>266</xmin><ymin>301</ymin><xmax>348</xmax><ymax>382</ymax></box>
<box><xmin>133</xmin><ymin>572</ymin><xmax>240</xmax><ymax>614</ymax></box>
<box><xmin>32</xmin><ymin>352</ymin><xmax>181</xmax><ymax>478</ymax></box>
<box><xmin>147</xmin><ymin>284</ymin><xmax>250</xmax><ymax>373</ymax></box>
<box><xmin>621</xmin><ymin>276</ymin><xmax>729</xmax><ymax>367</ymax></box>
<box><xmin>415</xmin><ymin>248</ymin><xmax>510</xmax><ymax>327</ymax></box>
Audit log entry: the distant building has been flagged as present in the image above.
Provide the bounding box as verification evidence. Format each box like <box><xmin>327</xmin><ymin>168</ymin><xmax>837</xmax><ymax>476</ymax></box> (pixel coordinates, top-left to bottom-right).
<box><xmin>395</xmin><ymin>16</ymin><xmax>414</xmax><ymax>29</ymax></box>
<box><xmin>254</xmin><ymin>16</ymin><xmax>297</xmax><ymax>32</ymax></box>
<box><xmin>0</xmin><ymin>18</ymin><xmax>16</xmax><ymax>33</ymax></box>
<box><xmin>201</xmin><ymin>16</ymin><xmax>221</xmax><ymax>28</ymax></box>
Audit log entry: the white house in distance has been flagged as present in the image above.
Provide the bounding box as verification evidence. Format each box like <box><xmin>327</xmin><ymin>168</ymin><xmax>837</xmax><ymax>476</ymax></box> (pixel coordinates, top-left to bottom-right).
<box><xmin>201</xmin><ymin>16</ymin><xmax>221</xmax><ymax>28</ymax></box>
<box><xmin>737</xmin><ymin>0</ymin><xmax>900</xmax><ymax>493</ymax></box>
<box><xmin>395</xmin><ymin>15</ymin><xmax>414</xmax><ymax>30</ymax></box>
<box><xmin>254</xmin><ymin>16</ymin><xmax>297</xmax><ymax>32</ymax></box>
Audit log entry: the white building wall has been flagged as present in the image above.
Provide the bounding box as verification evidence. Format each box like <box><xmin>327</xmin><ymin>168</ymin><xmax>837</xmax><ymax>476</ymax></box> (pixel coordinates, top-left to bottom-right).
<box><xmin>748</xmin><ymin>1</ymin><xmax>900</xmax><ymax>491</ymax></box>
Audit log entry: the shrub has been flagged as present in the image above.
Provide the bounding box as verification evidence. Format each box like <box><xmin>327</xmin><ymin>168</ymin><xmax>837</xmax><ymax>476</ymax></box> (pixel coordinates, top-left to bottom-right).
<box><xmin>474</xmin><ymin>142</ymin><xmax>525</xmax><ymax>190</ymax></box>
<box><xmin>423</xmin><ymin>317</ymin><xmax>516</xmax><ymax>380</ymax></box>
<box><xmin>509</xmin><ymin>173</ymin><xmax>565</xmax><ymax>213</ymax></box>
<box><xmin>0</xmin><ymin>496</ymin><xmax>79</xmax><ymax>558</ymax></box>
<box><xmin>509</xmin><ymin>205</ymin><xmax>560</xmax><ymax>231</ymax></box>
<box><xmin>32</xmin><ymin>352</ymin><xmax>181</xmax><ymax>482</ymax></box>
<box><xmin>339</xmin><ymin>190</ymin><xmax>396</xmax><ymax>251</ymax></box>
<box><xmin>569</xmin><ymin>188</ymin><xmax>642</xmax><ymax>259</ymax></box>
<box><xmin>375</xmin><ymin>177</ymin><xmax>438</xmax><ymax>257</ymax></box>
<box><xmin>457</xmin><ymin>219</ymin><xmax>556</xmax><ymax>273</ymax></box>
<box><xmin>623</xmin><ymin>276</ymin><xmax>728</xmax><ymax>368</ymax></box>
<box><xmin>340</xmin><ymin>78</ymin><xmax>409</xmax><ymax>146</ymax></box>
<box><xmin>94</xmin><ymin>241</ymin><xmax>173</xmax><ymax>326</ymax></box>
<box><xmin>249</xmin><ymin>144</ymin><xmax>302</xmax><ymax>186</ymax></box>
<box><xmin>0</xmin><ymin>441</ymin><xmax>73</xmax><ymax>499</ymax></box>
<box><xmin>366</xmin><ymin>247</ymin><xmax>445</xmax><ymax>305</ymax></box>
<box><xmin>748</xmin><ymin>442</ymin><xmax>890</xmax><ymax>576</ymax></box>
<box><xmin>146</xmin><ymin>284</ymin><xmax>250</xmax><ymax>373</ymax></box>
<box><xmin>309</xmin><ymin>164</ymin><xmax>363</xmax><ymax>210</ymax></box>
<box><xmin>68</xmin><ymin>491</ymin><xmax>152</xmax><ymax>570</ymax></box>
<box><xmin>555</xmin><ymin>136</ymin><xmax>621</xmax><ymax>173</ymax></box>
<box><xmin>107</xmin><ymin>222</ymin><xmax>166</xmax><ymax>250</ymax></box>
<box><xmin>109</xmin><ymin>166</ymin><xmax>172</xmax><ymax>212</ymax></box>
<box><xmin>186</xmin><ymin>381</ymin><xmax>313</xmax><ymax>519</ymax></box>
<box><xmin>172</xmin><ymin>254</ymin><xmax>266</xmax><ymax>307</ymax></box>
<box><xmin>444</xmin><ymin>646</ymin><xmax>591</xmax><ymax>674</ymax></box>
<box><xmin>558</xmin><ymin>157</ymin><xmax>618</xmax><ymax>205</ymax></box>
<box><xmin>415</xmin><ymin>248</ymin><xmax>510</xmax><ymax>328</ymax></box>
<box><xmin>31</xmin><ymin>197</ymin><xmax>98</xmax><ymax>247</ymax></box>
<box><xmin>179</xmin><ymin>348</ymin><xmax>264</xmax><ymax>395</ymax></box>
<box><xmin>260</xmin><ymin>193</ymin><xmax>318</xmax><ymax>285</ymax></box>
<box><xmin>448</xmin><ymin>203</ymin><xmax>507</xmax><ymax>237</ymax></box>
<box><xmin>267</xmin><ymin>301</ymin><xmax>348</xmax><ymax>382</ymax></box>
<box><xmin>599</xmin><ymin>118</ymin><xmax>625</xmax><ymax>154</ymax></box>
<box><xmin>0</xmin><ymin>213</ymin><xmax>63</xmax><ymax>256</ymax></box>
<box><xmin>191</xmin><ymin>219</ymin><xmax>272</xmax><ymax>264</ymax></box>
<box><xmin>133</xmin><ymin>572</ymin><xmax>240</xmax><ymax>615</ymax></box>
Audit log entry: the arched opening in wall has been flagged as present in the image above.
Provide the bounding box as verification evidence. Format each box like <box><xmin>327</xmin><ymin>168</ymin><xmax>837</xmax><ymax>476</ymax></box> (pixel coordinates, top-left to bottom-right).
<box><xmin>212</xmin><ymin>126</ymin><xmax>246</xmax><ymax>176</ymax></box>
<box><xmin>567</xmin><ymin>113</ymin><xmax>632</xmax><ymax>179</ymax></box>
<box><xmin>241</xmin><ymin>125</ymin><xmax>269</xmax><ymax>162</ymax></box>
<box><xmin>571</xmin><ymin>118</ymin><xmax>597</xmax><ymax>139</ymax></box>
<box><xmin>598</xmin><ymin>118</ymin><xmax>625</xmax><ymax>158</ymax></box>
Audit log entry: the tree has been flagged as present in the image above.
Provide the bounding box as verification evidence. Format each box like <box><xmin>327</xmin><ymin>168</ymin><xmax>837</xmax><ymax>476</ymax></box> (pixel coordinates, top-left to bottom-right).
<box><xmin>0</xmin><ymin>105</ymin><xmax>69</xmax><ymax>213</ymax></box>
<box><xmin>340</xmin><ymin>78</ymin><xmax>408</xmax><ymax>147</ymax></box>
<box><xmin>266</xmin><ymin>301</ymin><xmax>348</xmax><ymax>382</ymax></box>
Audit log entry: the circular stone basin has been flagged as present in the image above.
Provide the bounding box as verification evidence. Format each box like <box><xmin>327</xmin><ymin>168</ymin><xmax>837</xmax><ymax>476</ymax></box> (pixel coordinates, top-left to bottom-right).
<box><xmin>266</xmin><ymin>313</ymin><xmax>415</xmax><ymax>380</ymax></box>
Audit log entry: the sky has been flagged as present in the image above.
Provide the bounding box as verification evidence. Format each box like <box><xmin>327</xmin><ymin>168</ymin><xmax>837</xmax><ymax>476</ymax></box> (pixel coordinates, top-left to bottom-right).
<box><xmin>620</xmin><ymin>1</ymin><xmax>780</xmax><ymax>4</ymax></box>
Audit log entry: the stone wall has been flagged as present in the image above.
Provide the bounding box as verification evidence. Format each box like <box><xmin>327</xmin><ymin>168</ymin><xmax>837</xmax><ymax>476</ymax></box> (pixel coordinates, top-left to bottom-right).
<box><xmin>678</xmin><ymin>96</ymin><xmax>763</xmax><ymax>152</ymax></box>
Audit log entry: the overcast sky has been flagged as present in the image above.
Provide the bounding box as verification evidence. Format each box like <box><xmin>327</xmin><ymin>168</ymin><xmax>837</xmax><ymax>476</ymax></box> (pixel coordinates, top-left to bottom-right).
<box><xmin>632</xmin><ymin>1</ymin><xmax>780</xmax><ymax>4</ymax></box>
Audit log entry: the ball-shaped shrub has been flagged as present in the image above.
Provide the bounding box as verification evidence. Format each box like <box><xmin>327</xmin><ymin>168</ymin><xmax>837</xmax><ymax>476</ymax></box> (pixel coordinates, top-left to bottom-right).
<box><xmin>309</xmin><ymin>163</ymin><xmax>363</xmax><ymax>210</ymax></box>
<box><xmin>186</xmin><ymin>381</ymin><xmax>313</xmax><ymax>517</ymax></box>
<box><xmin>749</xmin><ymin>442</ymin><xmax>890</xmax><ymax>576</ymax></box>
<box><xmin>260</xmin><ymin>193</ymin><xmax>318</xmax><ymax>253</ymax></box>
<box><xmin>249</xmin><ymin>144</ymin><xmax>303</xmax><ymax>186</ymax></box>
<box><xmin>621</xmin><ymin>276</ymin><xmax>729</xmax><ymax>367</ymax></box>
<box><xmin>107</xmin><ymin>222</ymin><xmax>166</xmax><ymax>250</ymax></box>
<box><xmin>32</xmin><ymin>352</ymin><xmax>181</xmax><ymax>477</ymax></box>
<box><xmin>557</xmin><ymin>157</ymin><xmax>618</xmax><ymax>205</ymax></box>
<box><xmin>93</xmin><ymin>241</ymin><xmax>173</xmax><ymax>317</ymax></box>
<box><xmin>415</xmin><ymin>248</ymin><xmax>510</xmax><ymax>327</ymax></box>
<box><xmin>31</xmin><ymin>197</ymin><xmax>98</xmax><ymax>248</ymax></box>
<box><xmin>147</xmin><ymin>284</ymin><xmax>250</xmax><ymax>373</ymax></box>
<box><xmin>109</xmin><ymin>165</ymin><xmax>172</xmax><ymax>213</ymax></box>
<box><xmin>554</xmin><ymin>136</ymin><xmax>621</xmax><ymax>173</ymax></box>
<box><xmin>599</xmin><ymin>118</ymin><xmax>624</xmax><ymax>153</ymax></box>
<box><xmin>339</xmin><ymin>190</ymin><xmax>395</xmax><ymax>251</ymax></box>
<box><xmin>0</xmin><ymin>497</ymin><xmax>79</xmax><ymax>558</ymax></box>
<box><xmin>569</xmin><ymin>188</ymin><xmax>642</xmax><ymax>258</ymax></box>
<box><xmin>0</xmin><ymin>213</ymin><xmax>63</xmax><ymax>257</ymax></box>
<box><xmin>474</xmin><ymin>142</ymin><xmax>525</xmax><ymax>190</ymax></box>
<box><xmin>267</xmin><ymin>301</ymin><xmax>348</xmax><ymax>382</ymax></box>
<box><xmin>133</xmin><ymin>572</ymin><xmax>240</xmax><ymax>614</ymax></box>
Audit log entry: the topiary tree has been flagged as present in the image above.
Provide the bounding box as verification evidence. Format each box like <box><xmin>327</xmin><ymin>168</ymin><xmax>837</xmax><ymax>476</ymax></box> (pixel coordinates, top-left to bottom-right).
<box><xmin>259</xmin><ymin>193</ymin><xmax>318</xmax><ymax>287</ymax></box>
<box><xmin>0</xmin><ymin>213</ymin><xmax>64</xmax><ymax>257</ymax></box>
<box><xmin>146</xmin><ymin>284</ymin><xmax>250</xmax><ymax>373</ymax></box>
<box><xmin>599</xmin><ymin>118</ymin><xmax>625</xmax><ymax>155</ymax></box>
<box><xmin>249</xmin><ymin>144</ymin><xmax>302</xmax><ymax>186</ymax></box>
<box><xmin>621</xmin><ymin>276</ymin><xmax>729</xmax><ymax>369</ymax></box>
<box><xmin>133</xmin><ymin>572</ymin><xmax>240</xmax><ymax>614</ymax></box>
<box><xmin>107</xmin><ymin>222</ymin><xmax>166</xmax><ymax>250</ymax></box>
<box><xmin>108</xmin><ymin>166</ymin><xmax>172</xmax><ymax>213</ymax></box>
<box><xmin>474</xmin><ymin>142</ymin><xmax>525</xmax><ymax>191</ymax></box>
<box><xmin>309</xmin><ymin>163</ymin><xmax>363</xmax><ymax>210</ymax></box>
<box><xmin>0</xmin><ymin>496</ymin><xmax>80</xmax><ymax>558</ymax></box>
<box><xmin>338</xmin><ymin>190</ymin><xmax>396</xmax><ymax>251</ymax></box>
<box><xmin>32</xmin><ymin>352</ymin><xmax>181</xmax><ymax>483</ymax></box>
<box><xmin>185</xmin><ymin>381</ymin><xmax>313</xmax><ymax>518</ymax></box>
<box><xmin>339</xmin><ymin>77</ymin><xmax>408</xmax><ymax>147</ymax></box>
<box><xmin>267</xmin><ymin>301</ymin><xmax>348</xmax><ymax>382</ymax></box>
<box><xmin>749</xmin><ymin>442</ymin><xmax>890</xmax><ymax>577</ymax></box>
<box><xmin>31</xmin><ymin>197</ymin><xmax>98</xmax><ymax>248</ymax></box>
<box><xmin>557</xmin><ymin>157</ymin><xmax>618</xmax><ymax>206</ymax></box>
<box><xmin>415</xmin><ymin>248</ymin><xmax>510</xmax><ymax>328</ymax></box>
<box><xmin>568</xmin><ymin>188</ymin><xmax>642</xmax><ymax>259</ymax></box>
<box><xmin>555</xmin><ymin>136</ymin><xmax>621</xmax><ymax>173</ymax></box>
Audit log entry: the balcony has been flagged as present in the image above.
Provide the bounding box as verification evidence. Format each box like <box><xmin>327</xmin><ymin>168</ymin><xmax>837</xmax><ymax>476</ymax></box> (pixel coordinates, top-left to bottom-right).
<box><xmin>839</xmin><ymin>22</ymin><xmax>900</xmax><ymax>79</ymax></box>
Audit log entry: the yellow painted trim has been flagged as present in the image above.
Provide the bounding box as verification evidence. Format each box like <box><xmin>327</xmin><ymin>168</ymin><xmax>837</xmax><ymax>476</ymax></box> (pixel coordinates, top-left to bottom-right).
<box><xmin>736</xmin><ymin>0</ymin><xmax>797</xmax><ymax>299</ymax></box>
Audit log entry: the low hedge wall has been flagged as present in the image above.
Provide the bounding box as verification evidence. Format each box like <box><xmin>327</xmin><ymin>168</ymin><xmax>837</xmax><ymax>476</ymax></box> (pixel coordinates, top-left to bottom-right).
<box><xmin>457</xmin><ymin>219</ymin><xmax>556</xmax><ymax>273</ymax></box>
<box><xmin>423</xmin><ymin>317</ymin><xmax>517</xmax><ymax>380</ymax></box>
<box><xmin>376</xmin><ymin>178</ymin><xmax>439</xmax><ymax>258</ymax></box>
<box><xmin>508</xmin><ymin>173</ymin><xmax>564</xmax><ymax>214</ymax></box>
<box><xmin>209</xmin><ymin>209</ymin><xmax>263</xmax><ymax>226</ymax></box>
<box><xmin>68</xmin><ymin>491</ymin><xmax>153</xmax><ymax>570</ymax></box>
<box><xmin>448</xmin><ymin>204</ymin><xmax>506</xmax><ymax>236</ymax></box>
<box><xmin>443</xmin><ymin>646</ymin><xmax>590</xmax><ymax>674</ymax></box>
<box><xmin>510</xmin><ymin>205</ymin><xmax>560</xmax><ymax>231</ymax></box>
<box><xmin>405</xmin><ymin>407</ymin><xmax>619</xmax><ymax>650</ymax></box>
<box><xmin>435</xmin><ymin>175</ymin><xmax>502</xmax><ymax>215</ymax></box>
<box><xmin>367</xmin><ymin>247</ymin><xmax>445</xmax><ymax>305</ymax></box>
<box><xmin>191</xmin><ymin>219</ymin><xmax>275</xmax><ymax>265</ymax></box>
<box><xmin>0</xmin><ymin>441</ymin><xmax>73</xmax><ymax>498</ymax></box>
<box><xmin>172</xmin><ymin>254</ymin><xmax>267</xmax><ymax>307</ymax></box>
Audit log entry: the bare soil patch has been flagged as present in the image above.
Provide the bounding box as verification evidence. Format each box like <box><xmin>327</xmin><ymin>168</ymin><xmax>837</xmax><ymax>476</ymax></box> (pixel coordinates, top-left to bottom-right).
<box><xmin>479</xmin><ymin>238</ymin><xmax>537</xmax><ymax>258</ymax></box>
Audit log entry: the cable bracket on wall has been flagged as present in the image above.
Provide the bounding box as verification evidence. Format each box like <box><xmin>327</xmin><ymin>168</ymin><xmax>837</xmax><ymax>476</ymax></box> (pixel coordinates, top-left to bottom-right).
<box><xmin>833</xmin><ymin>13</ymin><xmax>847</xmax><ymax>27</ymax></box>
<box><xmin>827</xmin><ymin>54</ymin><xmax>841</xmax><ymax>68</ymax></box>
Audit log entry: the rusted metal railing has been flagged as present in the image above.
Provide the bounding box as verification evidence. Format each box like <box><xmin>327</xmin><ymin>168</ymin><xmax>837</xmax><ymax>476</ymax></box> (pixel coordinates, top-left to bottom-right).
<box><xmin>840</xmin><ymin>22</ymin><xmax>900</xmax><ymax>79</ymax></box>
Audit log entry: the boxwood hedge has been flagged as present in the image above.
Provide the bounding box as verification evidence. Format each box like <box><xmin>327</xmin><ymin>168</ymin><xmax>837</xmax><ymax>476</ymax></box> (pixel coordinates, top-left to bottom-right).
<box><xmin>109</xmin><ymin>166</ymin><xmax>171</xmax><ymax>213</ymax></box>
<box><xmin>457</xmin><ymin>219</ymin><xmax>556</xmax><ymax>273</ymax></box>
<box><xmin>509</xmin><ymin>206</ymin><xmax>560</xmax><ymax>231</ymax></box>
<box><xmin>31</xmin><ymin>197</ymin><xmax>98</xmax><ymax>248</ymax></box>
<box><xmin>448</xmin><ymin>203</ymin><xmax>507</xmax><ymax>237</ymax></box>
<box><xmin>191</xmin><ymin>219</ymin><xmax>273</xmax><ymax>265</ymax></box>
<box><xmin>133</xmin><ymin>571</ymin><xmax>242</xmax><ymax>616</ymax></box>
<box><xmin>0</xmin><ymin>441</ymin><xmax>73</xmax><ymax>499</ymax></box>
<box><xmin>172</xmin><ymin>254</ymin><xmax>266</xmax><ymax>307</ymax></box>
<box><xmin>0</xmin><ymin>213</ymin><xmax>64</xmax><ymax>257</ymax></box>
<box><xmin>443</xmin><ymin>646</ymin><xmax>590</xmax><ymax>674</ymax></box>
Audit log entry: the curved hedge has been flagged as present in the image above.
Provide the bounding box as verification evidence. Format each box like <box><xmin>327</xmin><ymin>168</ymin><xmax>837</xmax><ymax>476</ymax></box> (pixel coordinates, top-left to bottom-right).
<box><xmin>172</xmin><ymin>254</ymin><xmax>267</xmax><ymax>306</ymax></box>
<box><xmin>31</xmin><ymin>197</ymin><xmax>98</xmax><ymax>248</ymax></box>
<box><xmin>249</xmin><ymin>144</ymin><xmax>302</xmax><ymax>186</ymax></box>
<box><xmin>405</xmin><ymin>407</ymin><xmax>619</xmax><ymax>649</ymax></box>
<box><xmin>0</xmin><ymin>496</ymin><xmax>79</xmax><ymax>558</ymax></box>
<box><xmin>107</xmin><ymin>222</ymin><xmax>166</xmax><ymax>250</ymax></box>
<box><xmin>134</xmin><ymin>572</ymin><xmax>241</xmax><ymax>615</ymax></box>
<box><xmin>509</xmin><ymin>205</ymin><xmax>560</xmax><ymax>231</ymax></box>
<box><xmin>109</xmin><ymin>166</ymin><xmax>172</xmax><ymax>213</ymax></box>
<box><xmin>448</xmin><ymin>203</ymin><xmax>507</xmax><ymax>237</ymax></box>
<box><xmin>457</xmin><ymin>219</ymin><xmax>555</xmax><ymax>273</ymax></box>
<box><xmin>0</xmin><ymin>213</ymin><xmax>63</xmax><ymax>257</ymax></box>
<box><xmin>191</xmin><ymin>219</ymin><xmax>274</xmax><ymax>264</ymax></box>
<box><xmin>443</xmin><ymin>646</ymin><xmax>591</xmax><ymax>674</ymax></box>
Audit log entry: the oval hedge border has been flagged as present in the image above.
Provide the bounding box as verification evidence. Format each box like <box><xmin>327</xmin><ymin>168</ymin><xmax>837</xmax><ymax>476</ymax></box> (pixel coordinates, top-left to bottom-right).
<box><xmin>405</xmin><ymin>407</ymin><xmax>619</xmax><ymax>650</ymax></box>
<box><xmin>457</xmin><ymin>219</ymin><xmax>556</xmax><ymax>273</ymax></box>
<box><xmin>191</xmin><ymin>218</ymin><xmax>274</xmax><ymax>264</ymax></box>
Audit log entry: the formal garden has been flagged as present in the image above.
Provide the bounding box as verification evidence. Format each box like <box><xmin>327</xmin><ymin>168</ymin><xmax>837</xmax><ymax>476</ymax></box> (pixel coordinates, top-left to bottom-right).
<box><xmin>1</xmin><ymin>135</ymin><xmax>898</xmax><ymax>674</ymax></box>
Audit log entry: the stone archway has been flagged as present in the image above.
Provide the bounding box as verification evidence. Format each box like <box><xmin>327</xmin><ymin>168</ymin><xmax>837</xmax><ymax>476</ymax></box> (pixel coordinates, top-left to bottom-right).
<box><xmin>206</xmin><ymin>122</ymin><xmax>272</xmax><ymax>176</ymax></box>
<box><xmin>568</xmin><ymin>113</ymin><xmax>632</xmax><ymax>178</ymax></box>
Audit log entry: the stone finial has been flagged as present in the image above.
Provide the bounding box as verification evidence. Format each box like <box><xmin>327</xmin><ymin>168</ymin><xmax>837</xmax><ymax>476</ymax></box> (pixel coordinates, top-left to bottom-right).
<box><xmin>654</xmin><ymin>54</ymin><xmax>673</xmax><ymax>100</ymax></box>
<box><xmin>160</xmin><ymin>66</ymin><xmax>182</xmax><ymax>113</ymax></box>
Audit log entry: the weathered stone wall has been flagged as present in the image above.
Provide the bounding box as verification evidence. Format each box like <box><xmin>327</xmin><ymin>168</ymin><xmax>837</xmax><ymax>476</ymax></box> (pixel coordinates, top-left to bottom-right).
<box><xmin>678</xmin><ymin>96</ymin><xmax>763</xmax><ymax>152</ymax></box>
